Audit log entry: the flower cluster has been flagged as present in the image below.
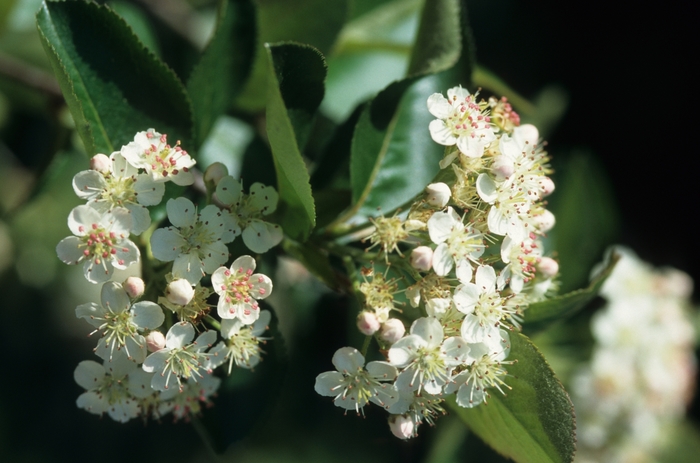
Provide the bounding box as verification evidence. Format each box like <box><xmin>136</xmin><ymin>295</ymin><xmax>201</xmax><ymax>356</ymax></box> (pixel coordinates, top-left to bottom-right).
<box><xmin>59</xmin><ymin>130</ymin><xmax>281</xmax><ymax>422</ymax></box>
<box><xmin>571</xmin><ymin>248</ymin><xmax>696</xmax><ymax>463</ymax></box>
<box><xmin>316</xmin><ymin>87</ymin><xmax>559</xmax><ymax>438</ymax></box>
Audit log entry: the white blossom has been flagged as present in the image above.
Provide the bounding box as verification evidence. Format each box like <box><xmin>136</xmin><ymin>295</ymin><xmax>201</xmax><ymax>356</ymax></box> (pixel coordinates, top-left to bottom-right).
<box><xmin>211</xmin><ymin>255</ymin><xmax>272</xmax><ymax>324</ymax></box>
<box><xmin>121</xmin><ymin>129</ymin><xmax>196</xmax><ymax>186</ymax></box>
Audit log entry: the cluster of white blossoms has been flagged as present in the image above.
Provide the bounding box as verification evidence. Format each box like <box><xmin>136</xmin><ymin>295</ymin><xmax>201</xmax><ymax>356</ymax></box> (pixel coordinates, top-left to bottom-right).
<box><xmin>572</xmin><ymin>248</ymin><xmax>696</xmax><ymax>463</ymax></box>
<box><xmin>316</xmin><ymin>87</ymin><xmax>559</xmax><ymax>438</ymax></box>
<box><xmin>58</xmin><ymin>129</ymin><xmax>282</xmax><ymax>422</ymax></box>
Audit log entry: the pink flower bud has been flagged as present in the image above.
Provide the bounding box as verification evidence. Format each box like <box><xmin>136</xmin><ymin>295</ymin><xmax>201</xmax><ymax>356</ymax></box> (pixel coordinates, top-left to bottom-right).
<box><xmin>123</xmin><ymin>276</ymin><xmax>145</xmax><ymax>298</ymax></box>
<box><xmin>204</xmin><ymin>162</ymin><xmax>228</xmax><ymax>186</ymax></box>
<box><xmin>534</xmin><ymin>209</ymin><xmax>556</xmax><ymax>233</ymax></box>
<box><xmin>492</xmin><ymin>155</ymin><xmax>515</xmax><ymax>180</ymax></box>
<box><xmin>379</xmin><ymin>318</ymin><xmax>405</xmax><ymax>344</ymax></box>
<box><xmin>90</xmin><ymin>154</ymin><xmax>111</xmax><ymax>173</ymax></box>
<box><xmin>425</xmin><ymin>182</ymin><xmax>451</xmax><ymax>208</ymax></box>
<box><xmin>537</xmin><ymin>257</ymin><xmax>559</xmax><ymax>279</ymax></box>
<box><xmin>539</xmin><ymin>176</ymin><xmax>555</xmax><ymax>197</ymax></box>
<box><xmin>410</xmin><ymin>246</ymin><xmax>433</xmax><ymax>272</ymax></box>
<box><xmin>388</xmin><ymin>414</ymin><xmax>415</xmax><ymax>439</ymax></box>
<box><xmin>357</xmin><ymin>311</ymin><xmax>380</xmax><ymax>335</ymax></box>
<box><xmin>165</xmin><ymin>279</ymin><xmax>195</xmax><ymax>306</ymax></box>
<box><xmin>146</xmin><ymin>331</ymin><xmax>166</xmax><ymax>352</ymax></box>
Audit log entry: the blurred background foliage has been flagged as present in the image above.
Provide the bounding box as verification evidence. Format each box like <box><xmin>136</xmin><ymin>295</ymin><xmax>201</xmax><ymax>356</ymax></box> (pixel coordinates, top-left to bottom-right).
<box><xmin>0</xmin><ymin>0</ymin><xmax>697</xmax><ymax>462</ymax></box>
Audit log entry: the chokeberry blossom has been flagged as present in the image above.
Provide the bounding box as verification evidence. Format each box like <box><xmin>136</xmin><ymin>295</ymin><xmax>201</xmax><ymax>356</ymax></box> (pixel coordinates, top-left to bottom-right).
<box><xmin>388</xmin><ymin>317</ymin><xmax>469</xmax><ymax>395</ymax></box>
<box><xmin>427</xmin><ymin>206</ymin><xmax>485</xmax><ymax>282</ymax></box>
<box><xmin>209</xmin><ymin>310</ymin><xmax>272</xmax><ymax>373</ymax></box>
<box><xmin>72</xmin><ymin>152</ymin><xmax>164</xmax><ymax>234</ymax></box>
<box><xmin>76</xmin><ymin>281</ymin><xmax>164</xmax><ymax>363</ymax></box>
<box><xmin>315</xmin><ymin>346</ymin><xmax>399</xmax><ymax>413</ymax></box>
<box><xmin>150</xmin><ymin>197</ymin><xmax>234</xmax><ymax>284</ymax></box>
<box><xmin>215</xmin><ymin>175</ymin><xmax>283</xmax><ymax>253</ymax></box>
<box><xmin>212</xmin><ymin>255</ymin><xmax>272</xmax><ymax>324</ymax></box>
<box><xmin>427</xmin><ymin>86</ymin><xmax>495</xmax><ymax>161</ymax></box>
<box><xmin>120</xmin><ymin>129</ymin><xmax>196</xmax><ymax>185</ymax></box>
<box><xmin>56</xmin><ymin>205</ymin><xmax>139</xmax><ymax>283</ymax></box>
<box><xmin>141</xmin><ymin>322</ymin><xmax>217</xmax><ymax>392</ymax></box>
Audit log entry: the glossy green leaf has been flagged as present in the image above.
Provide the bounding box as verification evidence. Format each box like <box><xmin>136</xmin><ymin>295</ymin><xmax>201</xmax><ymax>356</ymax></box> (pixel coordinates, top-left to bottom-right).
<box><xmin>342</xmin><ymin>0</ymin><xmax>463</xmax><ymax>223</ymax></box>
<box><xmin>523</xmin><ymin>249</ymin><xmax>619</xmax><ymax>336</ymax></box>
<box><xmin>450</xmin><ymin>332</ymin><xmax>576</xmax><ymax>463</ymax></box>
<box><xmin>187</xmin><ymin>0</ymin><xmax>256</xmax><ymax>146</ymax></box>
<box><xmin>265</xmin><ymin>43</ymin><xmax>325</xmax><ymax>240</ymax></box>
<box><xmin>236</xmin><ymin>0</ymin><xmax>350</xmax><ymax>111</ymax></box>
<box><xmin>36</xmin><ymin>0</ymin><xmax>193</xmax><ymax>155</ymax></box>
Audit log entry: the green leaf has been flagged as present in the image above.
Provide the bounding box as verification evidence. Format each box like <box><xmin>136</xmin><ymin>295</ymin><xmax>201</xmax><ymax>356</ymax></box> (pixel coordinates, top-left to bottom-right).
<box><xmin>36</xmin><ymin>0</ymin><xmax>193</xmax><ymax>155</ymax></box>
<box><xmin>235</xmin><ymin>0</ymin><xmax>350</xmax><ymax>111</ymax></box>
<box><xmin>340</xmin><ymin>0</ymin><xmax>463</xmax><ymax>223</ymax></box>
<box><xmin>265</xmin><ymin>43</ymin><xmax>325</xmax><ymax>240</ymax></box>
<box><xmin>450</xmin><ymin>332</ymin><xmax>576</xmax><ymax>463</ymax></box>
<box><xmin>523</xmin><ymin>249</ymin><xmax>620</xmax><ymax>336</ymax></box>
<box><xmin>187</xmin><ymin>0</ymin><xmax>256</xmax><ymax>146</ymax></box>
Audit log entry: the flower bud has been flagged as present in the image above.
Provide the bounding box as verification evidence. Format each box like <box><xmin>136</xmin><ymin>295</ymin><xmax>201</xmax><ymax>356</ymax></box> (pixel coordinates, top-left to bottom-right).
<box><xmin>123</xmin><ymin>276</ymin><xmax>145</xmax><ymax>298</ymax></box>
<box><xmin>357</xmin><ymin>311</ymin><xmax>380</xmax><ymax>336</ymax></box>
<box><xmin>491</xmin><ymin>155</ymin><xmax>515</xmax><ymax>180</ymax></box>
<box><xmin>165</xmin><ymin>279</ymin><xmax>195</xmax><ymax>306</ymax></box>
<box><xmin>539</xmin><ymin>176</ymin><xmax>555</xmax><ymax>197</ymax></box>
<box><xmin>90</xmin><ymin>153</ymin><xmax>111</xmax><ymax>174</ymax></box>
<box><xmin>146</xmin><ymin>331</ymin><xmax>166</xmax><ymax>352</ymax></box>
<box><xmin>379</xmin><ymin>318</ymin><xmax>405</xmax><ymax>344</ymax></box>
<box><xmin>425</xmin><ymin>182</ymin><xmax>451</xmax><ymax>208</ymax></box>
<box><xmin>204</xmin><ymin>162</ymin><xmax>228</xmax><ymax>186</ymax></box>
<box><xmin>537</xmin><ymin>257</ymin><xmax>559</xmax><ymax>279</ymax></box>
<box><xmin>410</xmin><ymin>246</ymin><xmax>433</xmax><ymax>272</ymax></box>
<box><xmin>388</xmin><ymin>414</ymin><xmax>415</xmax><ymax>440</ymax></box>
<box><xmin>404</xmin><ymin>219</ymin><xmax>426</xmax><ymax>232</ymax></box>
<box><xmin>534</xmin><ymin>209</ymin><xmax>556</xmax><ymax>233</ymax></box>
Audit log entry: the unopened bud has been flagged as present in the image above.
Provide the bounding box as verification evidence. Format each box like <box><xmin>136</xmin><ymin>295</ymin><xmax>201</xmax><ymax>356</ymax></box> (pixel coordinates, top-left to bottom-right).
<box><xmin>165</xmin><ymin>279</ymin><xmax>195</xmax><ymax>306</ymax></box>
<box><xmin>537</xmin><ymin>257</ymin><xmax>559</xmax><ymax>279</ymax></box>
<box><xmin>357</xmin><ymin>311</ymin><xmax>380</xmax><ymax>335</ymax></box>
<box><xmin>534</xmin><ymin>209</ymin><xmax>556</xmax><ymax>233</ymax></box>
<box><xmin>404</xmin><ymin>219</ymin><xmax>426</xmax><ymax>232</ymax></box>
<box><xmin>379</xmin><ymin>318</ymin><xmax>405</xmax><ymax>344</ymax></box>
<box><xmin>539</xmin><ymin>177</ymin><xmax>555</xmax><ymax>197</ymax></box>
<box><xmin>410</xmin><ymin>246</ymin><xmax>433</xmax><ymax>272</ymax></box>
<box><xmin>388</xmin><ymin>414</ymin><xmax>415</xmax><ymax>440</ymax></box>
<box><xmin>123</xmin><ymin>276</ymin><xmax>145</xmax><ymax>298</ymax></box>
<box><xmin>204</xmin><ymin>162</ymin><xmax>228</xmax><ymax>186</ymax></box>
<box><xmin>90</xmin><ymin>153</ymin><xmax>111</xmax><ymax>174</ymax></box>
<box><xmin>425</xmin><ymin>182</ymin><xmax>451</xmax><ymax>208</ymax></box>
<box><xmin>492</xmin><ymin>155</ymin><xmax>515</xmax><ymax>180</ymax></box>
<box><xmin>146</xmin><ymin>331</ymin><xmax>166</xmax><ymax>352</ymax></box>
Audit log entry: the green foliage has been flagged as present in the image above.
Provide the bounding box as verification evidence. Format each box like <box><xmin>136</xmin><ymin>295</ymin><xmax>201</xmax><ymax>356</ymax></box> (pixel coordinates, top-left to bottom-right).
<box><xmin>236</xmin><ymin>0</ymin><xmax>350</xmax><ymax>111</ymax></box>
<box><xmin>451</xmin><ymin>332</ymin><xmax>576</xmax><ymax>463</ymax></box>
<box><xmin>523</xmin><ymin>250</ymin><xmax>619</xmax><ymax>335</ymax></box>
<box><xmin>265</xmin><ymin>43</ymin><xmax>324</xmax><ymax>240</ymax></box>
<box><xmin>187</xmin><ymin>0</ymin><xmax>256</xmax><ymax>147</ymax></box>
<box><xmin>345</xmin><ymin>0</ymin><xmax>464</xmax><ymax>222</ymax></box>
<box><xmin>36</xmin><ymin>0</ymin><xmax>193</xmax><ymax>155</ymax></box>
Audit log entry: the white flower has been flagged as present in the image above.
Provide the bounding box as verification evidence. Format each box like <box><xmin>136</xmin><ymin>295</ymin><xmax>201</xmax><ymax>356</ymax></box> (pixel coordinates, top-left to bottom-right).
<box><xmin>388</xmin><ymin>317</ymin><xmax>469</xmax><ymax>395</ymax></box>
<box><xmin>142</xmin><ymin>322</ymin><xmax>217</xmax><ymax>392</ymax></box>
<box><xmin>315</xmin><ymin>346</ymin><xmax>399</xmax><ymax>413</ymax></box>
<box><xmin>76</xmin><ymin>281</ymin><xmax>164</xmax><ymax>363</ymax></box>
<box><xmin>150</xmin><ymin>198</ymin><xmax>234</xmax><ymax>284</ymax></box>
<box><xmin>215</xmin><ymin>176</ymin><xmax>283</xmax><ymax>253</ymax></box>
<box><xmin>500</xmin><ymin>236</ymin><xmax>543</xmax><ymax>293</ymax></box>
<box><xmin>427</xmin><ymin>207</ymin><xmax>485</xmax><ymax>282</ymax></box>
<box><xmin>212</xmin><ymin>255</ymin><xmax>272</xmax><ymax>324</ymax></box>
<box><xmin>427</xmin><ymin>86</ymin><xmax>495</xmax><ymax>159</ymax></box>
<box><xmin>209</xmin><ymin>310</ymin><xmax>272</xmax><ymax>373</ymax></box>
<box><xmin>445</xmin><ymin>330</ymin><xmax>512</xmax><ymax>408</ymax></box>
<box><xmin>120</xmin><ymin>129</ymin><xmax>196</xmax><ymax>185</ymax></box>
<box><xmin>72</xmin><ymin>151</ymin><xmax>164</xmax><ymax>234</ymax></box>
<box><xmin>56</xmin><ymin>205</ymin><xmax>140</xmax><ymax>283</ymax></box>
<box><xmin>74</xmin><ymin>355</ymin><xmax>141</xmax><ymax>422</ymax></box>
<box><xmin>453</xmin><ymin>265</ymin><xmax>515</xmax><ymax>344</ymax></box>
